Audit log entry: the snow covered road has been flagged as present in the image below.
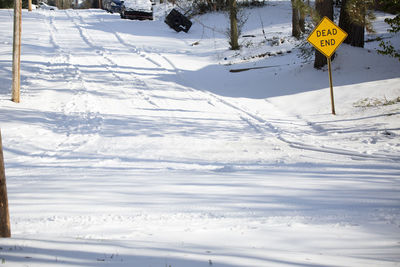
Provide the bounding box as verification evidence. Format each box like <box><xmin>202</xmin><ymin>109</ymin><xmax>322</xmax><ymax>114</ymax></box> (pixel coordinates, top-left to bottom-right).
<box><xmin>0</xmin><ymin>4</ymin><xmax>400</xmax><ymax>266</ymax></box>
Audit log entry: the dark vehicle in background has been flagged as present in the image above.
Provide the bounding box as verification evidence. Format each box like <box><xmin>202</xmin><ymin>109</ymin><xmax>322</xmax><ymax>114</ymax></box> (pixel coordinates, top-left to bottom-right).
<box><xmin>102</xmin><ymin>0</ymin><xmax>123</xmax><ymax>13</ymax></box>
<box><xmin>38</xmin><ymin>2</ymin><xmax>58</xmax><ymax>10</ymax></box>
<box><xmin>120</xmin><ymin>0</ymin><xmax>153</xmax><ymax>20</ymax></box>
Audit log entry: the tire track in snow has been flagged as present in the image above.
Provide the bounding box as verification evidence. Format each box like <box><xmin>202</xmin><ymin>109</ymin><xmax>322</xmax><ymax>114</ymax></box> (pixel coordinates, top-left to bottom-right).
<box><xmin>232</xmin><ymin>98</ymin><xmax>400</xmax><ymax>162</ymax></box>
<box><xmin>72</xmin><ymin>10</ymin><xmax>160</xmax><ymax>108</ymax></box>
<box><xmin>89</xmin><ymin>11</ymin><xmax>171</xmax><ymax>71</ymax></box>
<box><xmin>161</xmin><ymin>54</ymin><xmax>284</xmax><ymax>136</ymax></box>
<box><xmin>89</xmin><ymin>9</ymin><xmax>162</xmax><ymax>68</ymax></box>
<box><xmin>98</xmin><ymin>35</ymin><xmax>286</xmax><ymax>150</ymax></box>
<box><xmin>218</xmin><ymin>95</ymin><xmax>400</xmax><ymax>162</ymax></box>
<box><xmin>65</xmin><ymin>10</ymin><xmax>159</xmax><ymax>114</ymax></box>
<box><xmin>87</xmin><ymin>10</ymin><xmax>218</xmax><ymax>110</ymax></box>
<box><xmin>75</xmin><ymin>17</ymin><xmax>281</xmax><ymax>146</ymax></box>
<box><xmin>161</xmin><ymin>55</ymin><xmax>400</xmax><ymax>162</ymax></box>
<box><xmin>72</xmin><ymin>11</ymin><xmax>399</xmax><ymax>163</ymax></box>
<box><xmin>87</xmin><ymin>9</ymin><xmax>168</xmax><ymax>70</ymax></box>
<box><xmin>77</xmin><ymin>13</ymin><xmax>277</xmax><ymax>165</ymax></box>
<box><xmin>257</xmin><ymin>99</ymin><xmax>400</xmax><ymax>162</ymax></box>
<box><xmin>67</xmin><ymin>10</ymin><xmax>159</xmax><ymax>110</ymax></box>
<box><xmin>45</xmin><ymin>10</ymin><xmax>104</xmax><ymax>156</ymax></box>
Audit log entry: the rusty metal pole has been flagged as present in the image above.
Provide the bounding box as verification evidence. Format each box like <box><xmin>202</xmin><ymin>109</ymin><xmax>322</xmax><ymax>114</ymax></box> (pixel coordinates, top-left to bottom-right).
<box><xmin>0</xmin><ymin>130</ymin><xmax>11</xmax><ymax>238</ymax></box>
<box><xmin>12</xmin><ymin>0</ymin><xmax>22</xmax><ymax>103</ymax></box>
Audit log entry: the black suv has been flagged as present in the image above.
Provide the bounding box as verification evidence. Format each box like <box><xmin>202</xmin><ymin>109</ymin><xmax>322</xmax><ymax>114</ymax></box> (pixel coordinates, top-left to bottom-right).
<box><xmin>103</xmin><ymin>0</ymin><xmax>123</xmax><ymax>14</ymax></box>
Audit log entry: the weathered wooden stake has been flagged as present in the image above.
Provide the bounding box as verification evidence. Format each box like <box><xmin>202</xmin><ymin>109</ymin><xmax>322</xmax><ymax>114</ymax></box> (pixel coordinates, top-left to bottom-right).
<box><xmin>327</xmin><ymin>57</ymin><xmax>336</xmax><ymax>115</ymax></box>
<box><xmin>12</xmin><ymin>0</ymin><xmax>22</xmax><ymax>103</ymax></box>
<box><xmin>0</xmin><ymin>130</ymin><xmax>11</xmax><ymax>238</ymax></box>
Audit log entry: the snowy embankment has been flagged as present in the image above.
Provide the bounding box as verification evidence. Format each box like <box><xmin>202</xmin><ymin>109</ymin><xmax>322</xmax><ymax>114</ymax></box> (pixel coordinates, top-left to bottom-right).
<box><xmin>0</xmin><ymin>1</ymin><xmax>399</xmax><ymax>266</ymax></box>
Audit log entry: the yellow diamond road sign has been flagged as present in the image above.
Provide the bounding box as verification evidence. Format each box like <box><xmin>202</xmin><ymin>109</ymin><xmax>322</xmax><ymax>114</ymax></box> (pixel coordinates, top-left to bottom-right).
<box><xmin>307</xmin><ymin>16</ymin><xmax>348</xmax><ymax>58</ymax></box>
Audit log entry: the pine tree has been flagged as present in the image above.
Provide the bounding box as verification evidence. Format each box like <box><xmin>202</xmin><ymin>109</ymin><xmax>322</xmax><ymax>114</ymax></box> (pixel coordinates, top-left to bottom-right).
<box><xmin>339</xmin><ymin>0</ymin><xmax>375</xmax><ymax>48</ymax></box>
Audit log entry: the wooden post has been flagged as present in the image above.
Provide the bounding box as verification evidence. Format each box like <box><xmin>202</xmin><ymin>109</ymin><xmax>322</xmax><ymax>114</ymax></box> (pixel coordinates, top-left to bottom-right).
<box><xmin>28</xmin><ymin>0</ymin><xmax>32</xmax><ymax>11</ymax></box>
<box><xmin>327</xmin><ymin>57</ymin><xmax>336</xmax><ymax>115</ymax></box>
<box><xmin>229</xmin><ymin>0</ymin><xmax>239</xmax><ymax>50</ymax></box>
<box><xmin>0</xmin><ymin>130</ymin><xmax>11</xmax><ymax>238</ymax></box>
<box><xmin>12</xmin><ymin>0</ymin><xmax>22</xmax><ymax>103</ymax></box>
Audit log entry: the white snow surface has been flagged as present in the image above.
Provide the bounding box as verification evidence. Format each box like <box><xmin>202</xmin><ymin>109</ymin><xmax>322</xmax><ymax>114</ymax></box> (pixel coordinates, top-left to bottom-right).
<box><xmin>0</xmin><ymin>2</ymin><xmax>400</xmax><ymax>266</ymax></box>
<box><xmin>123</xmin><ymin>0</ymin><xmax>152</xmax><ymax>12</ymax></box>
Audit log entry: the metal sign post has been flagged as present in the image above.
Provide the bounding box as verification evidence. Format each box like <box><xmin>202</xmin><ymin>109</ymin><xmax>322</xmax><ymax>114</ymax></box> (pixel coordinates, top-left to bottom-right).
<box><xmin>307</xmin><ymin>17</ymin><xmax>347</xmax><ymax>115</ymax></box>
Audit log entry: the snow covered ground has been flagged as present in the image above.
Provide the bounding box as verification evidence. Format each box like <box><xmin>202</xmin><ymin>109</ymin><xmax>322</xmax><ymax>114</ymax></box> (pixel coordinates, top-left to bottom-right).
<box><xmin>0</xmin><ymin>1</ymin><xmax>399</xmax><ymax>266</ymax></box>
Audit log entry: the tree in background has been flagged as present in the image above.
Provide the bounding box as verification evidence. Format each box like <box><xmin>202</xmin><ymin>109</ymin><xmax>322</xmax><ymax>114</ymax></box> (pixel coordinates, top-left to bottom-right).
<box><xmin>339</xmin><ymin>0</ymin><xmax>375</xmax><ymax>48</ymax></box>
<box><xmin>338</xmin><ymin>0</ymin><xmax>352</xmax><ymax>38</ymax></box>
<box><xmin>375</xmin><ymin>0</ymin><xmax>400</xmax><ymax>14</ymax></box>
<box><xmin>291</xmin><ymin>0</ymin><xmax>302</xmax><ymax>38</ymax></box>
<box><xmin>291</xmin><ymin>0</ymin><xmax>308</xmax><ymax>39</ymax></box>
<box><xmin>215</xmin><ymin>0</ymin><xmax>225</xmax><ymax>11</ymax></box>
<box><xmin>229</xmin><ymin>0</ymin><xmax>239</xmax><ymax>50</ymax></box>
<box><xmin>47</xmin><ymin>0</ymin><xmax>74</xmax><ymax>8</ymax></box>
<box><xmin>377</xmin><ymin>1</ymin><xmax>400</xmax><ymax>60</ymax></box>
<box><xmin>314</xmin><ymin>0</ymin><xmax>333</xmax><ymax>69</ymax></box>
<box><xmin>0</xmin><ymin>0</ymin><xmax>13</xmax><ymax>8</ymax></box>
<box><xmin>299</xmin><ymin>1</ymin><xmax>306</xmax><ymax>32</ymax></box>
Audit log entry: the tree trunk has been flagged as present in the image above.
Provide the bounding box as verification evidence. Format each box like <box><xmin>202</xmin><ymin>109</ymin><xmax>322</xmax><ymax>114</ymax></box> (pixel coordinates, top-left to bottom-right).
<box><xmin>291</xmin><ymin>0</ymin><xmax>302</xmax><ymax>38</ymax></box>
<box><xmin>299</xmin><ymin>1</ymin><xmax>306</xmax><ymax>33</ymax></box>
<box><xmin>350</xmin><ymin>23</ymin><xmax>364</xmax><ymax>47</ymax></box>
<box><xmin>216</xmin><ymin>0</ymin><xmax>225</xmax><ymax>10</ymax></box>
<box><xmin>350</xmin><ymin>1</ymin><xmax>365</xmax><ymax>48</ymax></box>
<box><xmin>339</xmin><ymin>0</ymin><xmax>365</xmax><ymax>47</ymax></box>
<box><xmin>229</xmin><ymin>0</ymin><xmax>239</xmax><ymax>50</ymax></box>
<box><xmin>314</xmin><ymin>0</ymin><xmax>333</xmax><ymax>69</ymax></box>
<box><xmin>91</xmin><ymin>0</ymin><xmax>98</xmax><ymax>8</ymax></box>
<box><xmin>339</xmin><ymin>0</ymin><xmax>352</xmax><ymax>44</ymax></box>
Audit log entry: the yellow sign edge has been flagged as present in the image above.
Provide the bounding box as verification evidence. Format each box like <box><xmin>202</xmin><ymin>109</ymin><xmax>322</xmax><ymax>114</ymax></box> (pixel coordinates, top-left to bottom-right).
<box><xmin>307</xmin><ymin>16</ymin><xmax>348</xmax><ymax>58</ymax></box>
